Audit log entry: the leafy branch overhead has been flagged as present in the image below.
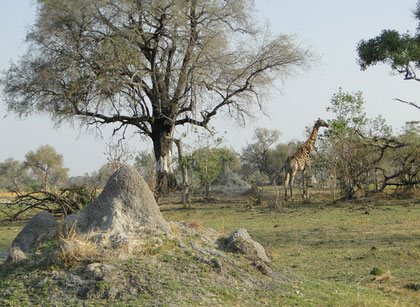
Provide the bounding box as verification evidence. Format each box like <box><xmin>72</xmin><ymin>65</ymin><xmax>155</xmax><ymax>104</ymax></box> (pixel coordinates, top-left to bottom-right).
<box><xmin>357</xmin><ymin>30</ymin><xmax>420</xmax><ymax>81</ymax></box>
<box><xmin>357</xmin><ymin>1</ymin><xmax>420</xmax><ymax>110</ymax></box>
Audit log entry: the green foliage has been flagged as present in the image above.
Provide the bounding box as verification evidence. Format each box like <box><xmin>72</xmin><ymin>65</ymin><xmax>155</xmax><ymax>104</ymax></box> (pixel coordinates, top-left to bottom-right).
<box><xmin>192</xmin><ymin>147</ymin><xmax>227</xmax><ymax>198</ymax></box>
<box><xmin>0</xmin><ymin>158</ymin><xmax>29</xmax><ymax>191</ymax></box>
<box><xmin>187</xmin><ymin>128</ymin><xmax>239</xmax><ymax>198</ymax></box>
<box><xmin>318</xmin><ymin>89</ymin><xmax>419</xmax><ymax>197</ymax></box>
<box><xmin>380</xmin><ymin>122</ymin><xmax>420</xmax><ymax>189</ymax></box>
<box><xmin>241</xmin><ymin>128</ymin><xmax>291</xmax><ymax>185</ymax></box>
<box><xmin>133</xmin><ymin>150</ymin><xmax>156</xmax><ymax>186</ymax></box>
<box><xmin>24</xmin><ymin>145</ymin><xmax>69</xmax><ymax>191</ymax></box>
<box><xmin>2</xmin><ymin>184</ymin><xmax>96</xmax><ymax>220</ymax></box>
<box><xmin>64</xmin><ymin>184</ymin><xmax>97</xmax><ymax>211</ymax></box>
<box><xmin>318</xmin><ymin>89</ymin><xmax>395</xmax><ymax>198</ymax></box>
<box><xmin>370</xmin><ymin>267</ymin><xmax>385</xmax><ymax>276</ymax></box>
<box><xmin>357</xmin><ymin>30</ymin><xmax>420</xmax><ymax>76</ymax></box>
<box><xmin>326</xmin><ymin>88</ymin><xmax>366</xmax><ymax>129</ymax></box>
<box><xmin>357</xmin><ymin>2</ymin><xmax>420</xmax><ymax>81</ymax></box>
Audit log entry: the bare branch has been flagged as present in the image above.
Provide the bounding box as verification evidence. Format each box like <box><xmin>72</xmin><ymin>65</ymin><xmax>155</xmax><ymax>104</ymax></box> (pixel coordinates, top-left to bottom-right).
<box><xmin>355</xmin><ymin>130</ymin><xmax>415</xmax><ymax>149</ymax></box>
<box><xmin>393</xmin><ymin>98</ymin><xmax>420</xmax><ymax>110</ymax></box>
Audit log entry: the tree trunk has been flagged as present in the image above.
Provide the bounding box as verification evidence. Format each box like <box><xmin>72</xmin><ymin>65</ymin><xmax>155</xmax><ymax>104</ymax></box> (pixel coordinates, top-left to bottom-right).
<box><xmin>268</xmin><ymin>173</ymin><xmax>276</xmax><ymax>186</ymax></box>
<box><xmin>205</xmin><ymin>184</ymin><xmax>210</xmax><ymax>200</ymax></box>
<box><xmin>151</xmin><ymin>121</ymin><xmax>178</xmax><ymax>196</ymax></box>
<box><xmin>173</xmin><ymin>139</ymin><xmax>190</xmax><ymax>205</ymax></box>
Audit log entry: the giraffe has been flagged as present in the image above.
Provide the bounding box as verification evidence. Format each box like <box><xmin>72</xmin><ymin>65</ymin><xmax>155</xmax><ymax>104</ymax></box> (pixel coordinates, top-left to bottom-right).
<box><xmin>277</xmin><ymin>118</ymin><xmax>329</xmax><ymax>201</ymax></box>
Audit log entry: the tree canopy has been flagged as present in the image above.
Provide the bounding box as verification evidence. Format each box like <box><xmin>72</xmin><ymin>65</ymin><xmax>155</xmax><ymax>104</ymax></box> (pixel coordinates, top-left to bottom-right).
<box><xmin>357</xmin><ymin>29</ymin><xmax>420</xmax><ymax>81</ymax></box>
<box><xmin>241</xmin><ymin>128</ymin><xmax>282</xmax><ymax>184</ymax></box>
<box><xmin>357</xmin><ymin>1</ymin><xmax>420</xmax><ymax>110</ymax></box>
<box><xmin>0</xmin><ymin>0</ymin><xmax>312</xmax><ymax>191</ymax></box>
<box><xmin>24</xmin><ymin>145</ymin><xmax>69</xmax><ymax>190</ymax></box>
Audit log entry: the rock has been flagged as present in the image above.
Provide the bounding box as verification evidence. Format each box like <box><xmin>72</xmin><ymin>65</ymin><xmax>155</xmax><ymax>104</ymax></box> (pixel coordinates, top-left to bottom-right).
<box><xmin>252</xmin><ymin>261</ymin><xmax>273</xmax><ymax>276</ymax></box>
<box><xmin>226</xmin><ymin>228</ymin><xmax>270</xmax><ymax>263</ymax></box>
<box><xmin>6</xmin><ymin>211</ymin><xmax>58</xmax><ymax>264</ymax></box>
<box><xmin>85</xmin><ymin>263</ymin><xmax>116</xmax><ymax>280</ymax></box>
<box><xmin>6</xmin><ymin>247</ymin><xmax>27</xmax><ymax>264</ymax></box>
<box><xmin>10</xmin><ymin>211</ymin><xmax>58</xmax><ymax>252</ymax></box>
<box><xmin>64</xmin><ymin>165</ymin><xmax>170</xmax><ymax>236</ymax></box>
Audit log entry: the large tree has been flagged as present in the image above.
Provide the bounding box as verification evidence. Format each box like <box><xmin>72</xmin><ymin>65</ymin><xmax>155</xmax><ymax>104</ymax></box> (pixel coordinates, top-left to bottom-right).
<box><xmin>1</xmin><ymin>0</ymin><xmax>311</xmax><ymax>191</ymax></box>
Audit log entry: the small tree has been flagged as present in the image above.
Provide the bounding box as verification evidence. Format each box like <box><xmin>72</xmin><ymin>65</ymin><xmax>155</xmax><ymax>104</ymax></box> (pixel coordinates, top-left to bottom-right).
<box><xmin>241</xmin><ymin>128</ymin><xmax>282</xmax><ymax>185</ymax></box>
<box><xmin>193</xmin><ymin>147</ymin><xmax>237</xmax><ymax>199</ymax></box>
<box><xmin>104</xmin><ymin>140</ymin><xmax>134</xmax><ymax>170</ymax></box>
<box><xmin>318</xmin><ymin>89</ymin><xmax>393</xmax><ymax>198</ymax></box>
<box><xmin>374</xmin><ymin>122</ymin><xmax>420</xmax><ymax>190</ymax></box>
<box><xmin>189</xmin><ymin>129</ymin><xmax>227</xmax><ymax>199</ymax></box>
<box><xmin>0</xmin><ymin>158</ymin><xmax>29</xmax><ymax>191</ymax></box>
<box><xmin>134</xmin><ymin>150</ymin><xmax>156</xmax><ymax>189</ymax></box>
<box><xmin>24</xmin><ymin>145</ymin><xmax>69</xmax><ymax>191</ymax></box>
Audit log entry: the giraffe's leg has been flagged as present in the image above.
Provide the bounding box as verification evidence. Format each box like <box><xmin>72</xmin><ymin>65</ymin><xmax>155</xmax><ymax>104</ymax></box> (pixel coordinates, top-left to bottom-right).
<box><xmin>306</xmin><ymin>173</ymin><xmax>310</xmax><ymax>199</ymax></box>
<box><xmin>305</xmin><ymin>167</ymin><xmax>311</xmax><ymax>199</ymax></box>
<box><xmin>302</xmin><ymin>171</ymin><xmax>306</xmax><ymax>199</ymax></box>
<box><xmin>284</xmin><ymin>172</ymin><xmax>290</xmax><ymax>201</ymax></box>
<box><xmin>290</xmin><ymin>170</ymin><xmax>296</xmax><ymax>201</ymax></box>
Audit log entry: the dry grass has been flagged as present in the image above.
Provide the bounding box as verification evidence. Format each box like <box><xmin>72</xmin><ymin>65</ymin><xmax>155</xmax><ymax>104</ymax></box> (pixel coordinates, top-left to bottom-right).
<box><xmin>57</xmin><ymin>224</ymin><xmax>102</xmax><ymax>267</ymax></box>
<box><xmin>373</xmin><ymin>271</ymin><xmax>393</xmax><ymax>283</ymax></box>
<box><xmin>55</xmin><ymin>222</ymin><xmax>173</xmax><ymax>266</ymax></box>
<box><xmin>184</xmin><ymin>218</ymin><xmax>203</xmax><ymax>230</ymax></box>
<box><xmin>0</xmin><ymin>190</ymin><xmax>13</xmax><ymax>198</ymax></box>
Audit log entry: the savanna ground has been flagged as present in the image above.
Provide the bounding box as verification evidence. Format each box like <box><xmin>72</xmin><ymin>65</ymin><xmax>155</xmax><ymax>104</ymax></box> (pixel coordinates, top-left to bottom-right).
<box><xmin>0</xmin><ymin>187</ymin><xmax>419</xmax><ymax>306</ymax></box>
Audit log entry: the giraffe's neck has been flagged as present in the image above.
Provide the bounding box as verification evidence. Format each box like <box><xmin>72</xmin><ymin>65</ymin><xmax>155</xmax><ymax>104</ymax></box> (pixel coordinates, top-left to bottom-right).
<box><xmin>305</xmin><ymin>125</ymin><xmax>319</xmax><ymax>151</ymax></box>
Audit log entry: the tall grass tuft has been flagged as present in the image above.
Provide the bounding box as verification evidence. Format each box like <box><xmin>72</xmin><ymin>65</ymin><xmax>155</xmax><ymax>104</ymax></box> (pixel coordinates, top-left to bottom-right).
<box><xmin>57</xmin><ymin>224</ymin><xmax>101</xmax><ymax>267</ymax></box>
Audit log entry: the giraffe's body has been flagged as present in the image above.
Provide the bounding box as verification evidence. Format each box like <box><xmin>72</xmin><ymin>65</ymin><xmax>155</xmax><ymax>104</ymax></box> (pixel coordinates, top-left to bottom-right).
<box><xmin>279</xmin><ymin>118</ymin><xmax>329</xmax><ymax>201</ymax></box>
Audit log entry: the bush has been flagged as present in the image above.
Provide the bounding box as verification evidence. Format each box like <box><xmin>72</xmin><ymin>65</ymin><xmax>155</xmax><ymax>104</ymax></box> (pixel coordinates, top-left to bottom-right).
<box><xmin>370</xmin><ymin>267</ymin><xmax>384</xmax><ymax>276</ymax></box>
<box><xmin>2</xmin><ymin>185</ymin><xmax>97</xmax><ymax>220</ymax></box>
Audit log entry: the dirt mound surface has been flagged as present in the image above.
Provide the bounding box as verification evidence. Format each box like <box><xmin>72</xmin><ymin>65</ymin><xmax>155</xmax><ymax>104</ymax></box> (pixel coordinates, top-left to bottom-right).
<box><xmin>7</xmin><ymin>211</ymin><xmax>58</xmax><ymax>264</ymax></box>
<box><xmin>0</xmin><ymin>221</ymin><xmax>295</xmax><ymax>306</ymax></box>
<box><xmin>211</xmin><ymin>166</ymin><xmax>250</xmax><ymax>195</ymax></box>
<box><xmin>65</xmin><ymin>165</ymin><xmax>170</xmax><ymax>236</ymax></box>
<box><xmin>1</xmin><ymin>165</ymin><xmax>292</xmax><ymax>305</ymax></box>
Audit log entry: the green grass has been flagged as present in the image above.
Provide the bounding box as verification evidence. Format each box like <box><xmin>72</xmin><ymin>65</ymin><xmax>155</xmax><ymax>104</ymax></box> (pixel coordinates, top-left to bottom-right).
<box><xmin>1</xmin><ymin>190</ymin><xmax>420</xmax><ymax>305</ymax></box>
<box><xmin>0</xmin><ymin>223</ymin><xmax>24</xmax><ymax>252</ymax></box>
<box><xmin>160</xmin><ymin>193</ymin><xmax>420</xmax><ymax>306</ymax></box>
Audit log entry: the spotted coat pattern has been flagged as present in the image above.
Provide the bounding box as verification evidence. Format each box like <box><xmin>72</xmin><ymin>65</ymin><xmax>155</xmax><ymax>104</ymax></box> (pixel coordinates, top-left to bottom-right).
<box><xmin>280</xmin><ymin>118</ymin><xmax>329</xmax><ymax>201</ymax></box>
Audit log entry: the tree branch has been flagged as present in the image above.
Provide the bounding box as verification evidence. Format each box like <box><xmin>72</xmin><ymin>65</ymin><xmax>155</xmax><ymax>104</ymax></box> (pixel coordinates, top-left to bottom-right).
<box><xmin>393</xmin><ymin>98</ymin><xmax>420</xmax><ymax>110</ymax></box>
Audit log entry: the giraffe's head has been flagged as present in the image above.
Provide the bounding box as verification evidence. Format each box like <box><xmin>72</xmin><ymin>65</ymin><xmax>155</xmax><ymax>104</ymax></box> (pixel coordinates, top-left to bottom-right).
<box><xmin>315</xmin><ymin>118</ymin><xmax>329</xmax><ymax>128</ymax></box>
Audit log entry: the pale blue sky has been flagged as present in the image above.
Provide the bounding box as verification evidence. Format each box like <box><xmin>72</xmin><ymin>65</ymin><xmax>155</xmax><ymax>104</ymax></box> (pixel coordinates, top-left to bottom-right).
<box><xmin>1</xmin><ymin>0</ymin><xmax>418</xmax><ymax>176</ymax></box>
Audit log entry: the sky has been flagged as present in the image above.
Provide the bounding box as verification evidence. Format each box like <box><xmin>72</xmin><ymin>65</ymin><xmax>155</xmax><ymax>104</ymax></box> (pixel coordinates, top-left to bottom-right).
<box><xmin>0</xmin><ymin>0</ymin><xmax>419</xmax><ymax>177</ymax></box>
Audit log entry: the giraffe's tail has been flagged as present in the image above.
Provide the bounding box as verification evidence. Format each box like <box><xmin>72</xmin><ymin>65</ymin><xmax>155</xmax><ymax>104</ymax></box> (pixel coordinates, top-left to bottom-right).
<box><xmin>273</xmin><ymin>162</ymin><xmax>287</xmax><ymax>186</ymax></box>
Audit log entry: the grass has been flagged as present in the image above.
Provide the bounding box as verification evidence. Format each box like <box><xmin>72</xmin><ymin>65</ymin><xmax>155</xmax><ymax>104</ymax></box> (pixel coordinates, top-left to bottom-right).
<box><xmin>0</xmin><ymin>217</ymin><xmax>25</xmax><ymax>252</ymax></box>
<box><xmin>1</xmin><ymin>188</ymin><xmax>419</xmax><ymax>305</ymax></box>
<box><xmin>0</xmin><ymin>190</ymin><xmax>38</xmax><ymax>252</ymax></box>
<box><xmin>159</xmin><ymin>190</ymin><xmax>420</xmax><ymax>306</ymax></box>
